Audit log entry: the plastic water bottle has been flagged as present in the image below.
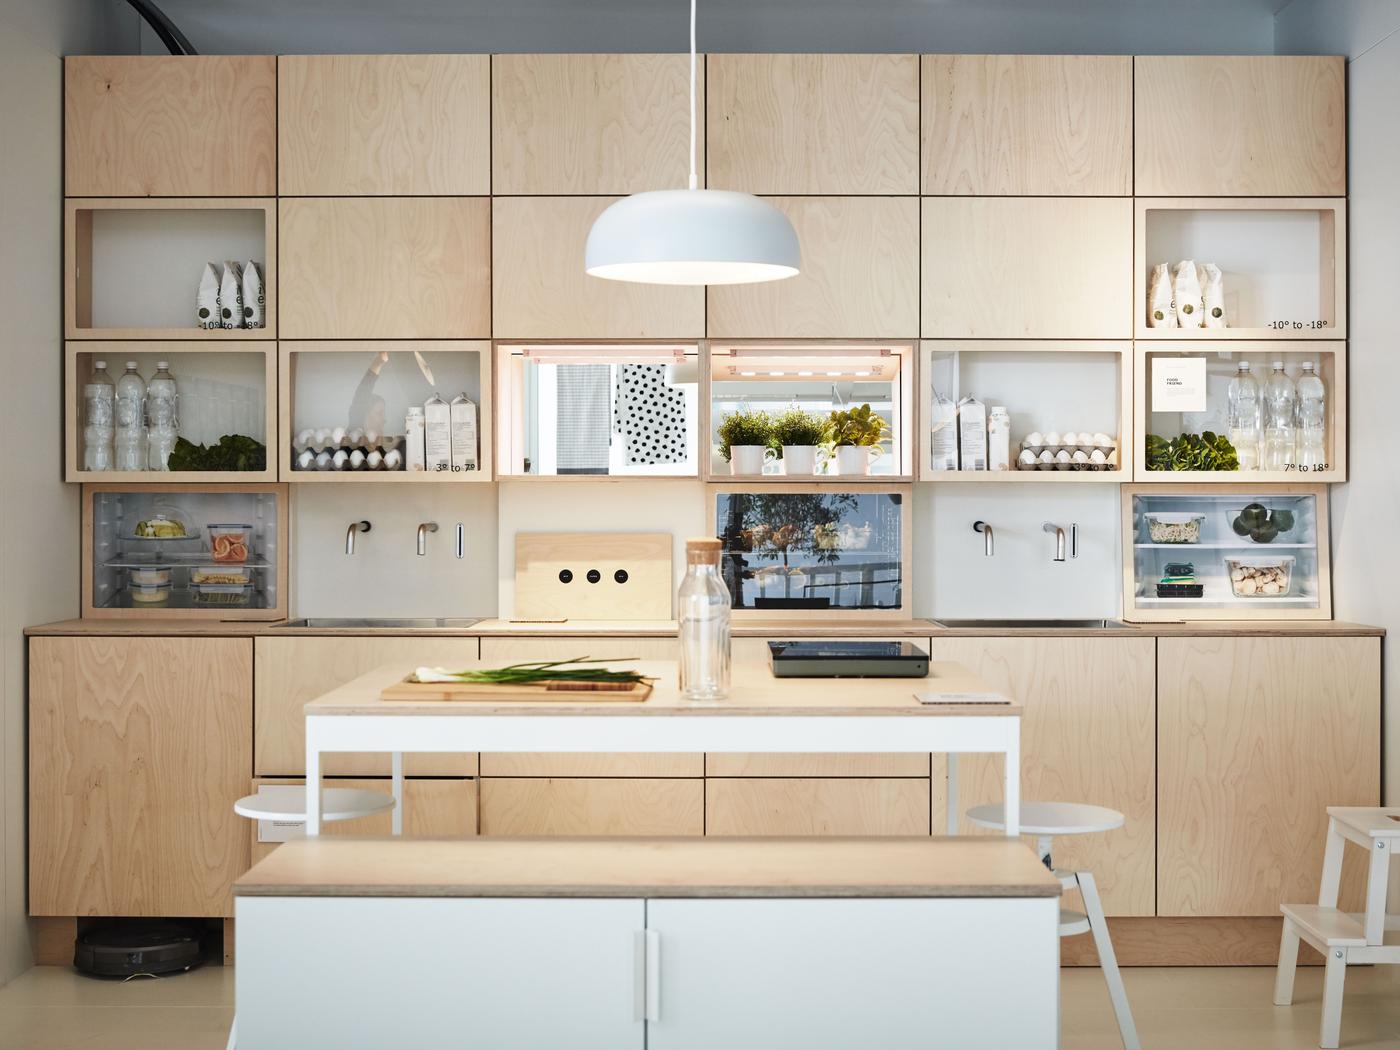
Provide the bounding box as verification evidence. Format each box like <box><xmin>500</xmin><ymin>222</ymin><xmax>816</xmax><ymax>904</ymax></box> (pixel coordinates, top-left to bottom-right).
<box><xmin>1225</xmin><ymin>361</ymin><xmax>1261</xmax><ymax>471</ymax></box>
<box><xmin>146</xmin><ymin>361</ymin><xmax>179</xmax><ymax>471</ymax></box>
<box><xmin>82</xmin><ymin>360</ymin><xmax>115</xmax><ymax>471</ymax></box>
<box><xmin>1295</xmin><ymin>361</ymin><xmax>1327</xmax><ymax>470</ymax></box>
<box><xmin>114</xmin><ymin>361</ymin><xmax>147</xmax><ymax>472</ymax></box>
<box><xmin>678</xmin><ymin>537</ymin><xmax>731</xmax><ymax>701</ymax></box>
<box><xmin>1262</xmin><ymin>361</ymin><xmax>1297</xmax><ymax>472</ymax></box>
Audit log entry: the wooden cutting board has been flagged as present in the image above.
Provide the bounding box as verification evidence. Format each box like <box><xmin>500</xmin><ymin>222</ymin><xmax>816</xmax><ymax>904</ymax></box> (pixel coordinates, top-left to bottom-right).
<box><xmin>514</xmin><ymin>532</ymin><xmax>673</xmax><ymax>621</ymax></box>
<box><xmin>380</xmin><ymin>677</ymin><xmax>653</xmax><ymax>702</ymax></box>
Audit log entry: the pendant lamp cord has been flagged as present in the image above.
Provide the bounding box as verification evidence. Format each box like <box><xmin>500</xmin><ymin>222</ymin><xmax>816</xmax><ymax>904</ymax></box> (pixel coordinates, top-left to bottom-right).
<box><xmin>688</xmin><ymin>0</ymin><xmax>699</xmax><ymax>190</ymax></box>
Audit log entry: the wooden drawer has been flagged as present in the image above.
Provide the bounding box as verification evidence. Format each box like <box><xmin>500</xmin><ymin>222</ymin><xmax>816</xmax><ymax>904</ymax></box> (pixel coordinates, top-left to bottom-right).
<box><xmin>254</xmin><ymin>636</ymin><xmax>479</xmax><ymax>777</ymax></box>
<box><xmin>480</xmin><ymin>778</ymin><xmax>703</xmax><ymax>837</ymax></box>
<box><xmin>279</xmin><ymin>197</ymin><xmax>490</xmax><ymax>339</ymax></box>
<box><xmin>278</xmin><ymin>55</ymin><xmax>489</xmax><ymax>195</ymax></box>
<box><xmin>65</xmin><ymin>56</ymin><xmax>275</xmax><ymax>197</ymax></box>
<box><xmin>705</xmin><ymin>778</ymin><xmax>930</xmax><ymax>837</ymax></box>
<box><xmin>921</xmin><ymin>55</ymin><xmax>1131</xmax><ymax>195</ymax></box>
<box><xmin>491</xmin><ymin>196</ymin><xmax>704</xmax><ymax>339</ymax></box>
<box><xmin>706</xmin><ymin>54</ymin><xmax>918</xmax><ymax>195</ymax></box>
<box><xmin>249</xmin><ymin>777</ymin><xmax>477</xmax><ymax>864</ymax></box>
<box><xmin>921</xmin><ymin>197</ymin><xmax>1132</xmax><ymax>339</ymax></box>
<box><xmin>707</xmin><ymin>197</ymin><xmax>919</xmax><ymax>339</ymax></box>
<box><xmin>1135</xmin><ymin>56</ymin><xmax>1345</xmax><ymax>196</ymax></box>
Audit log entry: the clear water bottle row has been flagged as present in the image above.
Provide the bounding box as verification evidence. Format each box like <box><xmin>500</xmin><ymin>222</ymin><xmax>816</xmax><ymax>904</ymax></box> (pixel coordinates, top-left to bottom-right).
<box><xmin>82</xmin><ymin>360</ymin><xmax>180</xmax><ymax>472</ymax></box>
<box><xmin>1226</xmin><ymin>360</ymin><xmax>1326</xmax><ymax>472</ymax></box>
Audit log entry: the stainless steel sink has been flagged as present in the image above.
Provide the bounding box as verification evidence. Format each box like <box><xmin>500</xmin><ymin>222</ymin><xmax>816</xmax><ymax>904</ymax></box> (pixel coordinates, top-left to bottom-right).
<box><xmin>934</xmin><ymin>618</ymin><xmax>1129</xmax><ymax>630</ymax></box>
<box><xmin>275</xmin><ymin>617</ymin><xmax>482</xmax><ymax>629</ymax></box>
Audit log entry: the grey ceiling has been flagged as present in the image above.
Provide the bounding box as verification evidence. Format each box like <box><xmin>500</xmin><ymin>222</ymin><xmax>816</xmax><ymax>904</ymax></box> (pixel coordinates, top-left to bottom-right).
<box><xmin>131</xmin><ymin>0</ymin><xmax>1288</xmax><ymax>56</ymax></box>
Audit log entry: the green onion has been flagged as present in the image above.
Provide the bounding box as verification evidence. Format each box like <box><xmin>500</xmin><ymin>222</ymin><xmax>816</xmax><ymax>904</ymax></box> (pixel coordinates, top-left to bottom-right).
<box><xmin>431</xmin><ymin>656</ymin><xmax>650</xmax><ymax>685</ymax></box>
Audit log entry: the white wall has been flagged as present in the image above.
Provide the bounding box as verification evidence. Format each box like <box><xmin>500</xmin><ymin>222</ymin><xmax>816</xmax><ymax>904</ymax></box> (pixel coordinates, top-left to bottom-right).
<box><xmin>1276</xmin><ymin>0</ymin><xmax>1400</xmax><ymax>806</ymax></box>
<box><xmin>0</xmin><ymin>0</ymin><xmax>136</xmax><ymax>988</ymax></box>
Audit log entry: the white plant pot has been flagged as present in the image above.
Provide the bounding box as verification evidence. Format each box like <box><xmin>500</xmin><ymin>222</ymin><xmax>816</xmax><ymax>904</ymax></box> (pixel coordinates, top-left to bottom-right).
<box><xmin>729</xmin><ymin>445</ymin><xmax>775</xmax><ymax>475</ymax></box>
<box><xmin>833</xmin><ymin>445</ymin><xmax>877</xmax><ymax>476</ymax></box>
<box><xmin>780</xmin><ymin>445</ymin><xmax>826</xmax><ymax>475</ymax></box>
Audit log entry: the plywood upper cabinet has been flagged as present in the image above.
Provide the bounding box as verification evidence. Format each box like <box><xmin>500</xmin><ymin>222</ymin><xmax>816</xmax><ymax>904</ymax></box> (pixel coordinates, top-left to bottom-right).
<box><xmin>707</xmin><ymin>54</ymin><xmax>919</xmax><ymax>195</ymax></box>
<box><xmin>1158</xmin><ymin>636</ymin><xmax>1380</xmax><ymax>917</ymax></box>
<box><xmin>492</xmin><ymin>197</ymin><xmax>704</xmax><ymax>338</ymax></box>
<box><xmin>921</xmin><ymin>55</ymin><xmax>1131</xmax><ymax>195</ymax></box>
<box><xmin>921</xmin><ymin>197</ymin><xmax>1132</xmax><ymax>338</ymax></box>
<box><xmin>708</xmin><ymin>197</ymin><xmax>919</xmax><ymax>338</ymax></box>
<box><xmin>1135</xmin><ymin>56</ymin><xmax>1345</xmax><ymax>196</ymax></box>
<box><xmin>30</xmin><ymin>637</ymin><xmax>253</xmax><ymax>917</ymax></box>
<box><xmin>492</xmin><ymin>54</ymin><xmax>697</xmax><ymax>195</ymax></box>
<box><xmin>279</xmin><ymin>197</ymin><xmax>490</xmax><ymax>338</ymax></box>
<box><xmin>278</xmin><ymin>55</ymin><xmax>490</xmax><ymax>195</ymax></box>
<box><xmin>65</xmin><ymin>56</ymin><xmax>276</xmax><ymax>197</ymax></box>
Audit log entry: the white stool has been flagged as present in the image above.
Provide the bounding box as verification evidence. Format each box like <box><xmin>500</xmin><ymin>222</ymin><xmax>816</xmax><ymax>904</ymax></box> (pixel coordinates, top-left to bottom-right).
<box><xmin>1275</xmin><ymin>807</ymin><xmax>1400</xmax><ymax>1048</ymax></box>
<box><xmin>967</xmin><ymin>801</ymin><xmax>1139</xmax><ymax>1050</ymax></box>
<box><xmin>227</xmin><ymin>785</ymin><xmax>397</xmax><ymax>1049</ymax></box>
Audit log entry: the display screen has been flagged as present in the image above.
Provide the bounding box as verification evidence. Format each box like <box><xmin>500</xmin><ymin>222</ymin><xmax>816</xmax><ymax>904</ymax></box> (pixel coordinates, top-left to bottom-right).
<box><xmin>714</xmin><ymin>491</ymin><xmax>904</xmax><ymax>612</ymax></box>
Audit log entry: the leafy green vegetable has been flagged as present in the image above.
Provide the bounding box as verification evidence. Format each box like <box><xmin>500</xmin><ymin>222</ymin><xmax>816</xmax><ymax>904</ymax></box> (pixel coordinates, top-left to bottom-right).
<box><xmin>823</xmin><ymin>403</ymin><xmax>890</xmax><ymax>449</ymax></box>
<box><xmin>425</xmin><ymin>657</ymin><xmax>649</xmax><ymax>686</ymax></box>
<box><xmin>166</xmin><ymin>434</ymin><xmax>267</xmax><ymax>472</ymax></box>
<box><xmin>1144</xmin><ymin>432</ymin><xmax>1239</xmax><ymax>472</ymax></box>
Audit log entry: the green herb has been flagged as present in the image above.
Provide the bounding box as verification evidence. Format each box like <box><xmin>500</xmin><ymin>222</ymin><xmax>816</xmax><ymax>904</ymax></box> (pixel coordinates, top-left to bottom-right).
<box><xmin>717</xmin><ymin>409</ymin><xmax>773</xmax><ymax>461</ymax></box>
<box><xmin>167</xmin><ymin>434</ymin><xmax>267</xmax><ymax>472</ymax></box>
<box><xmin>1144</xmin><ymin>432</ymin><xmax>1239</xmax><ymax>472</ymax></box>
<box><xmin>769</xmin><ymin>407</ymin><xmax>827</xmax><ymax>453</ymax></box>
<box><xmin>822</xmin><ymin>403</ymin><xmax>890</xmax><ymax>449</ymax></box>
<box><xmin>427</xmin><ymin>656</ymin><xmax>650</xmax><ymax>686</ymax></box>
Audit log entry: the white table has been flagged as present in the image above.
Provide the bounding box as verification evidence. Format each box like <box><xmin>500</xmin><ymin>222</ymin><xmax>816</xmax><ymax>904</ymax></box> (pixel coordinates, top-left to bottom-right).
<box><xmin>303</xmin><ymin>659</ymin><xmax>1022</xmax><ymax>836</ymax></box>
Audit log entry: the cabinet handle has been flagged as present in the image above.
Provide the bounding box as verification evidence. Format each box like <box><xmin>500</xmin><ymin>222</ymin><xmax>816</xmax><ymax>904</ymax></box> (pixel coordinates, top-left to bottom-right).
<box><xmin>632</xmin><ymin>930</ymin><xmax>646</xmax><ymax>1022</ymax></box>
<box><xmin>645</xmin><ymin>929</ymin><xmax>661</xmax><ymax>1022</ymax></box>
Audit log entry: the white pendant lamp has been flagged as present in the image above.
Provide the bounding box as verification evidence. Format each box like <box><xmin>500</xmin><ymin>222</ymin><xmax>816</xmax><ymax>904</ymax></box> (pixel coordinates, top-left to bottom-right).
<box><xmin>585</xmin><ymin>0</ymin><xmax>800</xmax><ymax>286</ymax></box>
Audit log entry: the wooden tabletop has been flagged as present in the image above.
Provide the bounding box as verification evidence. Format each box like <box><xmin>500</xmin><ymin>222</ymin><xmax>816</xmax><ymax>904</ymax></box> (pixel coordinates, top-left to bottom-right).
<box><xmin>305</xmin><ymin>658</ymin><xmax>1021</xmax><ymax>717</ymax></box>
<box><xmin>234</xmin><ymin>837</ymin><xmax>1062</xmax><ymax>899</ymax></box>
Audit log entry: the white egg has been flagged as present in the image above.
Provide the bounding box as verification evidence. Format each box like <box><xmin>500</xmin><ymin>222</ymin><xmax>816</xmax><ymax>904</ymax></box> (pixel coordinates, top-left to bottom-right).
<box><xmin>331</xmin><ymin>426</ymin><xmax>347</xmax><ymax>447</ymax></box>
<box><xmin>314</xmin><ymin>450</ymin><xmax>332</xmax><ymax>470</ymax></box>
<box><xmin>1061</xmin><ymin>431</ymin><xmax>1080</xmax><ymax>446</ymax></box>
<box><xmin>1071</xmin><ymin>449</ymin><xmax>1090</xmax><ymax>464</ymax></box>
<box><xmin>1018</xmin><ymin>449</ymin><xmax>1037</xmax><ymax>466</ymax></box>
<box><xmin>1038</xmin><ymin>449</ymin><xmax>1055</xmax><ymax>465</ymax></box>
<box><xmin>296</xmin><ymin>448</ymin><xmax>315</xmax><ymax>471</ymax></box>
<box><xmin>1054</xmin><ymin>449</ymin><xmax>1072</xmax><ymax>463</ymax></box>
<box><xmin>349</xmin><ymin>449</ymin><xmax>366</xmax><ymax>470</ymax></box>
<box><xmin>1093</xmin><ymin>433</ymin><xmax>1113</xmax><ymax>448</ymax></box>
<box><xmin>366</xmin><ymin>449</ymin><xmax>384</xmax><ymax>470</ymax></box>
<box><xmin>1025</xmin><ymin>432</ymin><xmax>1044</xmax><ymax>447</ymax></box>
<box><xmin>1043</xmin><ymin>431</ymin><xmax>1061</xmax><ymax>447</ymax></box>
<box><xmin>1089</xmin><ymin>448</ymin><xmax>1108</xmax><ymax>465</ymax></box>
<box><xmin>331</xmin><ymin>449</ymin><xmax>349</xmax><ymax>470</ymax></box>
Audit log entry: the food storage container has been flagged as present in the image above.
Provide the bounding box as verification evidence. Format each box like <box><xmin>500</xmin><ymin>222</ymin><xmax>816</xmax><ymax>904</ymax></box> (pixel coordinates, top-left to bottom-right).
<box><xmin>132</xmin><ymin>511</ymin><xmax>193</xmax><ymax>540</ymax></box>
<box><xmin>129</xmin><ymin>582</ymin><xmax>172</xmax><ymax>604</ymax></box>
<box><xmin>193</xmin><ymin>584</ymin><xmax>253</xmax><ymax>606</ymax></box>
<box><xmin>129</xmin><ymin>567</ymin><xmax>172</xmax><ymax>587</ymax></box>
<box><xmin>190</xmin><ymin>565</ymin><xmax>251</xmax><ymax>586</ymax></box>
<box><xmin>1144</xmin><ymin>513</ymin><xmax>1205</xmax><ymax>544</ymax></box>
<box><xmin>1225</xmin><ymin>556</ymin><xmax>1294</xmax><ymax>598</ymax></box>
<box><xmin>207</xmin><ymin>524</ymin><xmax>252</xmax><ymax>563</ymax></box>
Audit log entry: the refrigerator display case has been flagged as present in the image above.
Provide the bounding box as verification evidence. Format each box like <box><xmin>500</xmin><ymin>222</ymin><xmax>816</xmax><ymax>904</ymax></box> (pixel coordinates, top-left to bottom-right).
<box><xmin>711</xmin><ymin>485</ymin><xmax>911</xmax><ymax>620</ymax></box>
<box><xmin>1121</xmin><ymin>484</ymin><xmax>1330</xmax><ymax>621</ymax></box>
<box><xmin>83</xmin><ymin>483</ymin><xmax>288</xmax><ymax>619</ymax></box>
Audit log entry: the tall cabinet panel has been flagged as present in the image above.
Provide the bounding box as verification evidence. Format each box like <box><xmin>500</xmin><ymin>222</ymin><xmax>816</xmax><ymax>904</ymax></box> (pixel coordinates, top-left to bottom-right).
<box><xmin>278</xmin><ymin>55</ymin><xmax>490</xmax><ymax>195</ymax></box>
<box><xmin>1157</xmin><ymin>636</ymin><xmax>1379</xmax><ymax>916</ymax></box>
<box><xmin>30</xmin><ymin>637</ymin><xmax>253</xmax><ymax>917</ymax></box>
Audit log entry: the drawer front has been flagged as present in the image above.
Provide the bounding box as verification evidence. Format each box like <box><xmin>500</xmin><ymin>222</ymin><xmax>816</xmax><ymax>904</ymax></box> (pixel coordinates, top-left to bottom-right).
<box><xmin>480</xmin><ymin>778</ymin><xmax>703</xmax><ymax>837</ymax></box>
<box><xmin>706</xmin><ymin>778</ymin><xmax>931</xmax><ymax>837</ymax></box>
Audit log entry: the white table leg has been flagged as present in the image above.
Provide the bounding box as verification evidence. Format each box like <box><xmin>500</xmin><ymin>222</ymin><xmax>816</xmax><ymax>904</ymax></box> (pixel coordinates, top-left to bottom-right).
<box><xmin>1003</xmin><ymin>720</ymin><xmax>1021</xmax><ymax>837</ymax></box>
<box><xmin>305</xmin><ymin>722</ymin><xmax>322</xmax><ymax>837</ymax></box>
<box><xmin>946</xmin><ymin>754</ymin><xmax>959</xmax><ymax>835</ymax></box>
<box><xmin>391</xmin><ymin>750</ymin><xmax>405</xmax><ymax>837</ymax></box>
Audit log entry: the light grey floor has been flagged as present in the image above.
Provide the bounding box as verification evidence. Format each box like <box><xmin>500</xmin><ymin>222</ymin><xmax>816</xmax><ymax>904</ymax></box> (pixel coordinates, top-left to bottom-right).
<box><xmin>1</xmin><ymin>963</ymin><xmax>1398</xmax><ymax>1048</ymax></box>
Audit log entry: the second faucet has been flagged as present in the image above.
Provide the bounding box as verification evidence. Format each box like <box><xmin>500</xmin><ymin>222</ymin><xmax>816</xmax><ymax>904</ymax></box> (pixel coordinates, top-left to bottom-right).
<box><xmin>416</xmin><ymin>521</ymin><xmax>439</xmax><ymax>556</ymax></box>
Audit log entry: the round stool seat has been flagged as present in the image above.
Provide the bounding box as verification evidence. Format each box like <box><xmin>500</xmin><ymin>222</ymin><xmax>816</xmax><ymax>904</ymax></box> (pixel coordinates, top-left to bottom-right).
<box><xmin>965</xmin><ymin>801</ymin><xmax>1125</xmax><ymax>837</ymax></box>
<box><xmin>234</xmin><ymin>788</ymin><xmax>394</xmax><ymax>824</ymax></box>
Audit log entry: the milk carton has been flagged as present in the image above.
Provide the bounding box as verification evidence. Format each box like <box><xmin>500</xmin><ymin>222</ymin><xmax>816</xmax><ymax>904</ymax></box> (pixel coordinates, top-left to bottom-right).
<box><xmin>450</xmin><ymin>393</ymin><xmax>478</xmax><ymax>472</ymax></box>
<box><xmin>424</xmin><ymin>394</ymin><xmax>451</xmax><ymax>473</ymax></box>
<box><xmin>957</xmin><ymin>395</ymin><xmax>987</xmax><ymax>471</ymax></box>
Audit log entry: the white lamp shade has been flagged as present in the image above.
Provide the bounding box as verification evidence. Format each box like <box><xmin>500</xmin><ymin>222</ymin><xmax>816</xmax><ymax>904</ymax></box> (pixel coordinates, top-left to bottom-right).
<box><xmin>585</xmin><ymin>189</ymin><xmax>800</xmax><ymax>286</ymax></box>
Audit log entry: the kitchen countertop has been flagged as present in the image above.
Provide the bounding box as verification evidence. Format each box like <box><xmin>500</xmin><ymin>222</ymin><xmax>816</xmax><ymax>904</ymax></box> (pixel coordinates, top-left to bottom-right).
<box><xmin>24</xmin><ymin>617</ymin><xmax>1385</xmax><ymax>637</ymax></box>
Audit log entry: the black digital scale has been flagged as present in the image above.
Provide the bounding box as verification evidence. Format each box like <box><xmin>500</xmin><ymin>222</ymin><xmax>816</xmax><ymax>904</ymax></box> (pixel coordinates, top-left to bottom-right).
<box><xmin>767</xmin><ymin>640</ymin><xmax>930</xmax><ymax>678</ymax></box>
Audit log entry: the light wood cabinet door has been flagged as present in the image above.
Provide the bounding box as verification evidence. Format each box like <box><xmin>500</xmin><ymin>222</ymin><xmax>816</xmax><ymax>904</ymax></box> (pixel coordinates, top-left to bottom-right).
<box><xmin>921</xmin><ymin>197</ymin><xmax>1132</xmax><ymax>338</ymax></box>
<box><xmin>707</xmin><ymin>196</ymin><xmax>919</xmax><ymax>338</ymax></box>
<box><xmin>254</xmin><ymin>636</ymin><xmax>480</xmax><ymax>777</ymax></box>
<box><xmin>706</xmin><ymin>54</ymin><xmax>919</xmax><ymax>195</ymax></box>
<box><xmin>249</xmin><ymin>777</ymin><xmax>477</xmax><ymax>864</ymax></box>
<box><xmin>478</xmin><ymin>637</ymin><xmax>697</xmax><ymax>777</ymax></box>
<box><xmin>705</xmin><ymin>779</ymin><xmax>930</xmax><ymax>837</ymax></box>
<box><xmin>65</xmin><ymin>56</ymin><xmax>275</xmax><ymax>197</ymax></box>
<box><xmin>1158</xmin><ymin>636</ymin><xmax>1380</xmax><ymax>917</ymax></box>
<box><xmin>921</xmin><ymin>55</ymin><xmax>1131</xmax><ymax>195</ymax></box>
<box><xmin>491</xmin><ymin>197</ymin><xmax>704</xmax><ymax>338</ymax></box>
<box><xmin>278</xmin><ymin>55</ymin><xmax>489</xmax><ymax>195</ymax></box>
<box><xmin>492</xmin><ymin>54</ymin><xmax>697</xmax><ymax>195</ymax></box>
<box><xmin>1135</xmin><ymin>56</ymin><xmax>1345</xmax><ymax>196</ymax></box>
<box><xmin>480</xmin><ymin>778</ymin><xmax>704</xmax><ymax>837</ymax></box>
<box><xmin>280</xmin><ymin>197</ymin><xmax>490</xmax><ymax>338</ymax></box>
<box><xmin>931</xmin><ymin>637</ymin><xmax>1156</xmax><ymax>917</ymax></box>
<box><xmin>29</xmin><ymin>637</ymin><xmax>253</xmax><ymax>917</ymax></box>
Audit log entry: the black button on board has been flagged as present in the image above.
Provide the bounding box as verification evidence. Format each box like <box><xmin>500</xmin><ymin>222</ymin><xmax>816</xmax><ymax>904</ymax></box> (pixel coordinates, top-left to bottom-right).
<box><xmin>586</xmin><ymin>569</ymin><xmax>601</xmax><ymax>584</ymax></box>
<box><xmin>614</xmin><ymin>569</ymin><xmax>629</xmax><ymax>584</ymax></box>
<box><xmin>558</xmin><ymin>569</ymin><xmax>573</xmax><ymax>583</ymax></box>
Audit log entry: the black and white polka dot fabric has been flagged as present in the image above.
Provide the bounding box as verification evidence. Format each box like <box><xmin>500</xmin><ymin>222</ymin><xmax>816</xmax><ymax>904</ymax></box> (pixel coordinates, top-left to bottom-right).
<box><xmin>614</xmin><ymin>364</ymin><xmax>687</xmax><ymax>465</ymax></box>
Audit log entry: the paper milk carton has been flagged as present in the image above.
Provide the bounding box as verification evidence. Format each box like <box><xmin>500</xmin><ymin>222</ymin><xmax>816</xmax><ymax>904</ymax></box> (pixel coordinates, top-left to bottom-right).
<box><xmin>957</xmin><ymin>395</ymin><xmax>987</xmax><ymax>471</ymax></box>
<box><xmin>450</xmin><ymin>393</ymin><xmax>478</xmax><ymax>472</ymax></box>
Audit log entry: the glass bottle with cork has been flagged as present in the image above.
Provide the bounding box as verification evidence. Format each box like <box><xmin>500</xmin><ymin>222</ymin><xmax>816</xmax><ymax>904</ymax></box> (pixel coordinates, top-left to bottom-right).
<box><xmin>678</xmin><ymin>537</ymin><xmax>731</xmax><ymax>701</ymax></box>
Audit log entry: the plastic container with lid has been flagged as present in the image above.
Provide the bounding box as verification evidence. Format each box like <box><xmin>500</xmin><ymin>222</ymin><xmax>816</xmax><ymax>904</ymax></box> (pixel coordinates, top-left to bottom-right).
<box><xmin>1226</xmin><ymin>555</ymin><xmax>1294</xmax><ymax>598</ymax></box>
<box><xmin>129</xmin><ymin>567</ymin><xmax>172</xmax><ymax>587</ymax></box>
<box><xmin>207</xmin><ymin>524</ymin><xmax>252</xmax><ymax>563</ymax></box>
<box><xmin>1144</xmin><ymin>513</ymin><xmax>1204</xmax><ymax>544</ymax></box>
<box><xmin>129</xmin><ymin>582</ymin><xmax>172</xmax><ymax>605</ymax></box>
<box><xmin>190</xmin><ymin>565</ymin><xmax>251</xmax><ymax>586</ymax></box>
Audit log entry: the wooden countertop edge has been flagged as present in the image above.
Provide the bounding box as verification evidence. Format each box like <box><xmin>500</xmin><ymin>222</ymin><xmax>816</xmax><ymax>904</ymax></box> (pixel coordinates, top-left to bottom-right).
<box><xmin>233</xmin><ymin>837</ymin><xmax>1062</xmax><ymax>900</ymax></box>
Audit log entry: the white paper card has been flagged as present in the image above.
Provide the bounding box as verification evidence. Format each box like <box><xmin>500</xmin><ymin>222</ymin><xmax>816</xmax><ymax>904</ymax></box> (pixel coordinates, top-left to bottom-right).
<box><xmin>1152</xmin><ymin>358</ymin><xmax>1208</xmax><ymax>413</ymax></box>
<box><xmin>914</xmin><ymin>691</ymin><xmax>1011</xmax><ymax>705</ymax></box>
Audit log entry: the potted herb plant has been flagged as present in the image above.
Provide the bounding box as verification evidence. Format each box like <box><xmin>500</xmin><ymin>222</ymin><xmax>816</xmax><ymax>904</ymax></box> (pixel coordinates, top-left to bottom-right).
<box><xmin>822</xmin><ymin>404</ymin><xmax>890</xmax><ymax>476</ymax></box>
<box><xmin>717</xmin><ymin>409</ymin><xmax>775</xmax><ymax>475</ymax></box>
<box><xmin>769</xmin><ymin>407</ymin><xmax>828</xmax><ymax>476</ymax></box>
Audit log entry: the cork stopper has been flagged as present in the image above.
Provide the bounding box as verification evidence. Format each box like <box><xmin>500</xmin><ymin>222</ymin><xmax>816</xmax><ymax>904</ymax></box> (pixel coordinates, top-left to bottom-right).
<box><xmin>686</xmin><ymin>537</ymin><xmax>723</xmax><ymax>565</ymax></box>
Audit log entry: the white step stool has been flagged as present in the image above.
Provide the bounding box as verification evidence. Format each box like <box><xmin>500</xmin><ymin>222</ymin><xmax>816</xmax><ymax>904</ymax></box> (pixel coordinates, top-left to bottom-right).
<box><xmin>1275</xmin><ymin>806</ymin><xmax>1400</xmax><ymax>1048</ymax></box>
<box><xmin>967</xmin><ymin>801</ymin><xmax>1139</xmax><ymax>1050</ymax></box>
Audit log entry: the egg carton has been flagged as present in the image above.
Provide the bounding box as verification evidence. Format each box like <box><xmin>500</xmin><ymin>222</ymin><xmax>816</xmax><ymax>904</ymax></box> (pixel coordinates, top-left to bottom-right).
<box><xmin>1018</xmin><ymin>440</ymin><xmax>1119</xmax><ymax>471</ymax></box>
<box><xmin>291</xmin><ymin>435</ymin><xmax>408</xmax><ymax>471</ymax></box>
